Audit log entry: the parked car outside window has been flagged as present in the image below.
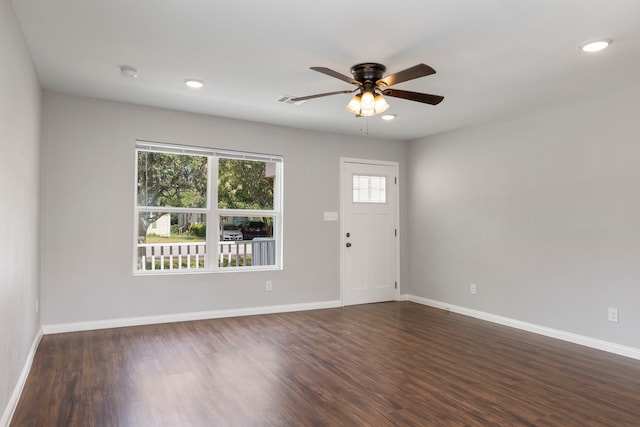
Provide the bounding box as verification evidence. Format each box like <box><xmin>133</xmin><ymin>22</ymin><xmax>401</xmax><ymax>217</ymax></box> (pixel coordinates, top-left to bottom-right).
<box><xmin>242</xmin><ymin>221</ymin><xmax>269</xmax><ymax>240</ymax></box>
<box><xmin>221</xmin><ymin>224</ymin><xmax>243</xmax><ymax>241</ymax></box>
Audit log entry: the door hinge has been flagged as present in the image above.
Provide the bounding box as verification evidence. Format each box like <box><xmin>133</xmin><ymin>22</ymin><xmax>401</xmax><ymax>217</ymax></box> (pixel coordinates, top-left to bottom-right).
<box><xmin>394</xmin><ymin>176</ymin><xmax>397</xmax><ymax>185</ymax></box>
<box><xmin>395</xmin><ymin>228</ymin><xmax>397</xmax><ymax>237</ymax></box>
<box><xmin>395</xmin><ymin>281</ymin><xmax>398</xmax><ymax>289</ymax></box>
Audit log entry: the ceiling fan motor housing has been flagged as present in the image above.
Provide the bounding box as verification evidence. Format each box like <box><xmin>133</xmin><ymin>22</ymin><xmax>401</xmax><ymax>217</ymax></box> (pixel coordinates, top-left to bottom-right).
<box><xmin>350</xmin><ymin>63</ymin><xmax>387</xmax><ymax>85</ymax></box>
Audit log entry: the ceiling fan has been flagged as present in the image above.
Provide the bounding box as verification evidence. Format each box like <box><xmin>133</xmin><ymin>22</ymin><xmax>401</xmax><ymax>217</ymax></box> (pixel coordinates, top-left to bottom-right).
<box><xmin>292</xmin><ymin>63</ymin><xmax>444</xmax><ymax>117</ymax></box>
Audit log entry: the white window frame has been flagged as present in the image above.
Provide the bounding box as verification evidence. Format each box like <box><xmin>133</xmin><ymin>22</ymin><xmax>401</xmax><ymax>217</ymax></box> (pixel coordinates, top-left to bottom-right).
<box><xmin>133</xmin><ymin>140</ymin><xmax>283</xmax><ymax>274</ymax></box>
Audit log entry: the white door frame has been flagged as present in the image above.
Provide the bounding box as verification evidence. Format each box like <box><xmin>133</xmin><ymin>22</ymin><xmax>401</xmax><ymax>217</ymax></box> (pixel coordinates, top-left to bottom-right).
<box><xmin>340</xmin><ymin>157</ymin><xmax>400</xmax><ymax>305</ymax></box>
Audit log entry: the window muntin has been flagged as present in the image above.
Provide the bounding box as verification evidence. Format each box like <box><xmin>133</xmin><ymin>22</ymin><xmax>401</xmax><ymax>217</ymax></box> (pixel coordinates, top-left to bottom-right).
<box><xmin>135</xmin><ymin>141</ymin><xmax>282</xmax><ymax>273</ymax></box>
<box><xmin>353</xmin><ymin>175</ymin><xmax>387</xmax><ymax>204</ymax></box>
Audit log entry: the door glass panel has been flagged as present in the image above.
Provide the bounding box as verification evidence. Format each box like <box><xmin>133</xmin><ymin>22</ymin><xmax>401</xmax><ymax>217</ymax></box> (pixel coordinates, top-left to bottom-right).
<box><xmin>353</xmin><ymin>175</ymin><xmax>386</xmax><ymax>203</ymax></box>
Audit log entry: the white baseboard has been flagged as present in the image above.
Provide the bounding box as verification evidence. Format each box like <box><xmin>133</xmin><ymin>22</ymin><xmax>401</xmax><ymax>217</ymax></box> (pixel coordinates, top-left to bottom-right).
<box><xmin>408</xmin><ymin>295</ymin><xmax>640</xmax><ymax>361</ymax></box>
<box><xmin>39</xmin><ymin>295</ymin><xmax>640</xmax><ymax>359</ymax></box>
<box><xmin>1</xmin><ymin>328</ymin><xmax>43</xmax><ymax>427</ymax></box>
<box><xmin>42</xmin><ymin>300</ymin><xmax>343</xmax><ymax>334</ymax></box>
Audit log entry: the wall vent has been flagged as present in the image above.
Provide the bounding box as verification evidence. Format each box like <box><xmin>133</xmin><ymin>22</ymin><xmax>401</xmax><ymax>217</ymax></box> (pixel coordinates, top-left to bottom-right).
<box><xmin>276</xmin><ymin>95</ymin><xmax>307</xmax><ymax>106</ymax></box>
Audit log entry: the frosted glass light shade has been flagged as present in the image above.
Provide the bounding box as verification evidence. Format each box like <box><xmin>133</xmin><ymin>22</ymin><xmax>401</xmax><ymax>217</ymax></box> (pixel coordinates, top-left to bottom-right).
<box><xmin>346</xmin><ymin>94</ymin><xmax>363</xmax><ymax>115</ymax></box>
<box><xmin>346</xmin><ymin>91</ymin><xmax>390</xmax><ymax>116</ymax></box>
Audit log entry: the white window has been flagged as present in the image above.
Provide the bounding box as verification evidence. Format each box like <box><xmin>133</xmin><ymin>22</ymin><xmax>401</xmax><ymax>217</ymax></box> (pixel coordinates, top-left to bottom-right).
<box><xmin>134</xmin><ymin>141</ymin><xmax>283</xmax><ymax>273</ymax></box>
<box><xmin>353</xmin><ymin>175</ymin><xmax>387</xmax><ymax>203</ymax></box>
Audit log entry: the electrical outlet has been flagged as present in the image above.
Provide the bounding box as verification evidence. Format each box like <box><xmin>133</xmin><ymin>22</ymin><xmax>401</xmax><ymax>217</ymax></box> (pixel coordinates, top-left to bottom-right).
<box><xmin>266</xmin><ymin>280</ymin><xmax>273</xmax><ymax>291</ymax></box>
<box><xmin>470</xmin><ymin>283</ymin><xmax>477</xmax><ymax>295</ymax></box>
<box><xmin>608</xmin><ymin>307</ymin><xmax>619</xmax><ymax>323</ymax></box>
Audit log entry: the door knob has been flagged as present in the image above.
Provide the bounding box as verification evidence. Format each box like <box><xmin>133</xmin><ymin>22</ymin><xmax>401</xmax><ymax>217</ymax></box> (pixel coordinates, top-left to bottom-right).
<box><xmin>346</xmin><ymin>232</ymin><xmax>351</xmax><ymax>237</ymax></box>
<box><xmin>346</xmin><ymin>242</ymin><xmax>352</xmax><ymax>247</ymax></box>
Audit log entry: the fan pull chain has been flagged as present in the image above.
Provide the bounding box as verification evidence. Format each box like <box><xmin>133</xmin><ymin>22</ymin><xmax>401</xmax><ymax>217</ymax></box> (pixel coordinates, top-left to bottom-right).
<box><xmin>359</xmin><ymin>117</ymin><xmax>369</xmax><ymax>135</ymax></box>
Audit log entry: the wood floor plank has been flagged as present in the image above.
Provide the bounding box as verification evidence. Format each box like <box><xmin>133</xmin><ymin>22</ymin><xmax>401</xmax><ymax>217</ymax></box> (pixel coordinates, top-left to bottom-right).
<box><xmin>11</xmin><ymin>302</ymin><xmax>640</xmax><ymax>426</ymax></box>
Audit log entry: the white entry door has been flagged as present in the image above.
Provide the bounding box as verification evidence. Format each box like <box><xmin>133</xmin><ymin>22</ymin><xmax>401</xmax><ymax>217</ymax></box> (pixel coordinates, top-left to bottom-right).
<box><xmin>342</xmin><ymin>159</ymin><xmax>398</xmax><ymax>306</ymax></box>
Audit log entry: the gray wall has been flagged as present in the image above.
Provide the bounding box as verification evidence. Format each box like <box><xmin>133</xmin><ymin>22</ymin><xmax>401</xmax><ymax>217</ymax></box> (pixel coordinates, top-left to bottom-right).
<box><xmin>0</xmin><ymin>0</ymin><xmax>42</xmax><ymax>421</ymax></box>
<box><xmin>408</xmin><ymin>84</ymin><xmax>640</xmax><ymax>348</ymax></box>
<box><xmin>40</xmin><ymin>92</ymin><xmax>408</xmax><ymax>325</ymax></box>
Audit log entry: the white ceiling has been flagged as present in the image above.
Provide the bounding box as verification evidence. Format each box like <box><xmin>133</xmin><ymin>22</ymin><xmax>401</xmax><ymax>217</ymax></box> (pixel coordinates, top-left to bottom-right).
<box><xmin>11</xmin><ymin>0</ymin><xmax>640</xmax><ymax>141</ymax></box>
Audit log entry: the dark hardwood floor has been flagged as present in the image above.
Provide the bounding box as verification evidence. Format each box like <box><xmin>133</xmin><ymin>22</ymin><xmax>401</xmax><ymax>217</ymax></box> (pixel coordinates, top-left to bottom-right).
<box><xmin>11</xmin><ymin>302</ymin><xmax>640</xmax><ymax>426</ymax></box>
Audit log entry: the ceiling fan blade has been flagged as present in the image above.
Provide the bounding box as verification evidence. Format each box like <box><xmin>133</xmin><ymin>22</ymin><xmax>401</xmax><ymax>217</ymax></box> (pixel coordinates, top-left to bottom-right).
<box><xmin>382</xmin><ymin>89</ymin><xmax>444</xmax><ymax>105</ymax></box>
<box><xmin>377</xmin><ymin>64</ymin><xmax>436</xmax><ymax>88</ymax></box>
<box><xmin>291</xmin><ymin>89</ymin><xmax>355</xmax><ymax>102</ymax></box>
<box><xmin>310</xmin><ymin>67</ymin><xmax>362</xmax><ymax>86</ymax></box>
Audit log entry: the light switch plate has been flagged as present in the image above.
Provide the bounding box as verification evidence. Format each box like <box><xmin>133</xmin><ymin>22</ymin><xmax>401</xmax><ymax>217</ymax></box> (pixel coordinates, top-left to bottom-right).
<box><xmin>323</xmin><ymin>211</ymin><xmax>338</xmax><ymax>221</ymax></box>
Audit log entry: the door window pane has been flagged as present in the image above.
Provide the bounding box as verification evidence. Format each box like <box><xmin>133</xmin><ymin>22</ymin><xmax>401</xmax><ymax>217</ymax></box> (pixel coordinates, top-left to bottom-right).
<box><xmin>353</xmin><ymin>175</ymin><xmax>386</xmax><ymax>203</ymax></box>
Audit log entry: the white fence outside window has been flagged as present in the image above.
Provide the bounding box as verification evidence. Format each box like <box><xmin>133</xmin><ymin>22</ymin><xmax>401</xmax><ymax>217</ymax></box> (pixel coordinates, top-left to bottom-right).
<box><xmin>137</xmin><ymin>239</ymin><xmax>275</xmax><ymax>271</ymax></box>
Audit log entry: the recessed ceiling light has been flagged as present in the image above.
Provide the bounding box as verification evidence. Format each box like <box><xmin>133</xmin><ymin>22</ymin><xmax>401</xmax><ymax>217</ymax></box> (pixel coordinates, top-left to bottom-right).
<box><xmin>581</xmin><ymin>40</ymin><xmax>612</xmax><ymax>53</ymax></box>
<box><xmin>120</xmin><ymin>65</ymin><xmax>138</xmax><ymax>78</ymax></box>
<box><xmin>185</xmin><ymin>79</ymin><xmax>205</xmax><ymax>89</ymax></box>
<box><xmin>381</xmin><ymin>114</ymin><xmax>397</xmax><ymax>121</ymax></box>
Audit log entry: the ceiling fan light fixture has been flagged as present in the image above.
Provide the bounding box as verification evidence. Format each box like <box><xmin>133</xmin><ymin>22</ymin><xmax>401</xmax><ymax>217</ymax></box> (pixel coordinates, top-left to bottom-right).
<box><xmin>346</xmin><ymin>94</ymin><xmax>363</xmax><ymax>115</ymax></box>
<box><xmin>346</xmin><ymin>90</ymin><xmax>390</xmax><ymax>116</ymax></box>
<box><xmin>374</xmin><ymin>93</ymin><xmax>390</xmax><ymax>114</ymax></box>
<box><xmin>361</xmin><ymin>91</ymin><xmax>375</xmax><ymax>109</ymax></box>
<box><xmin>360</xmin><ymin>106</ymin><xmax>375</xmax><ymax>117</ymax></box>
